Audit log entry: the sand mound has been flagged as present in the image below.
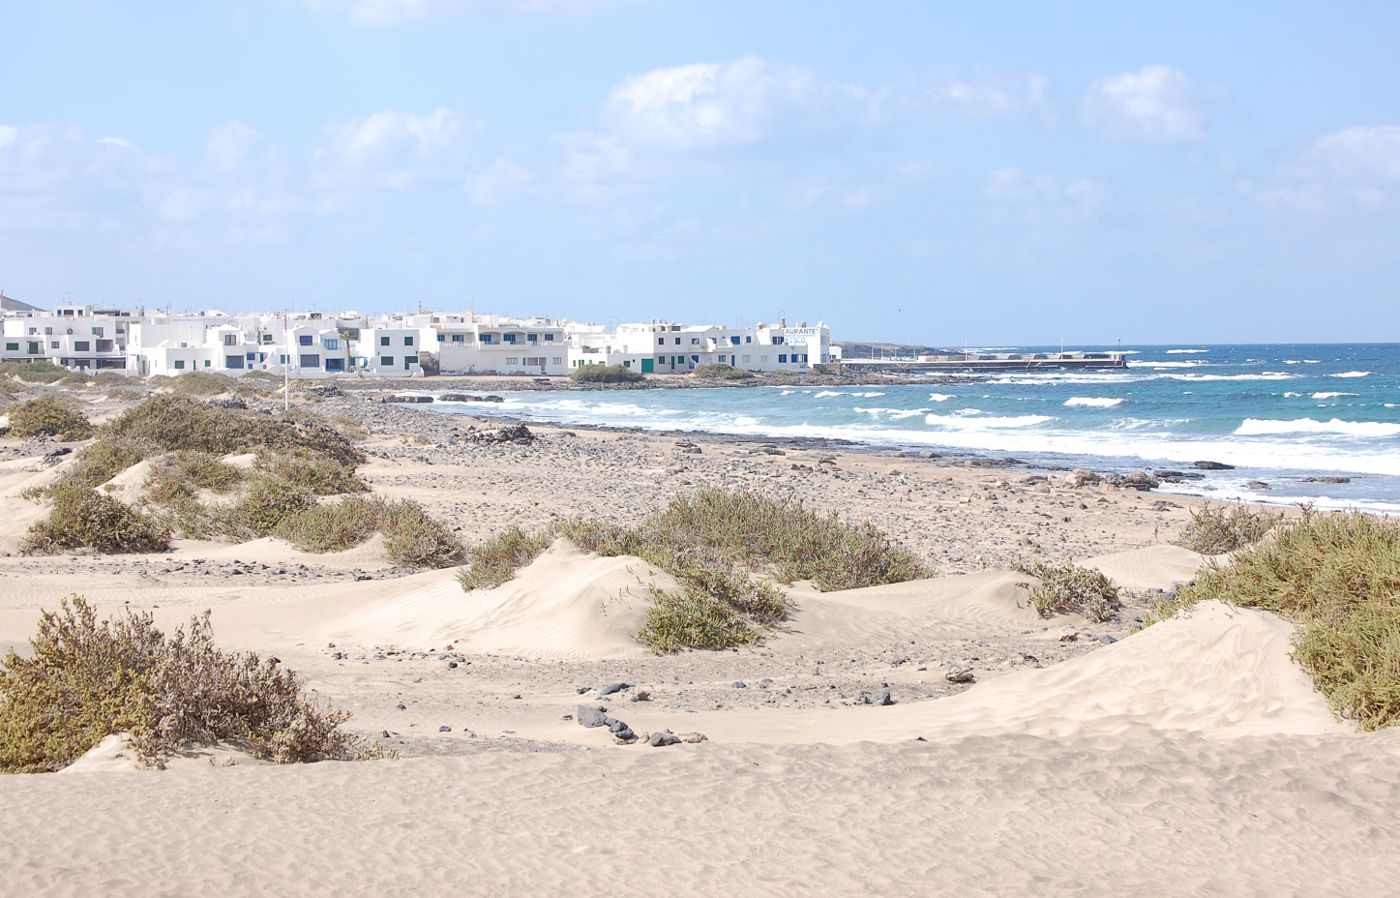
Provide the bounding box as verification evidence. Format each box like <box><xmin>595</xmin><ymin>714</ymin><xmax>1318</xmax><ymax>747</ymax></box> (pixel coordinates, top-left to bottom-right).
<box><xmin>1081</xmin><ymin>544</ymin><xmax>1207</xmax><ymax>591</ymax></box>
<box><xmin>170</xmin><ymin>533</ymin><xmax>396</xmax><ymax>569</ymax></box>
<box><xmin>329</xmin><ymin>538</ymin><xmax>671</xmax><ymax>659</ymax></box>
<box><xmin>60</xmin><ymin>734</ymin><xmax>263</xmax><ymax>774</ymax></box>
<box><xmin>613</xmin><ymin>601</ymin><xmax>1339</xmax><ymax>744</ymax></box>
<box><xmin>100</xmin><ymin>457</ymin><xmax>160</xmax><ymax>506</ymax></box>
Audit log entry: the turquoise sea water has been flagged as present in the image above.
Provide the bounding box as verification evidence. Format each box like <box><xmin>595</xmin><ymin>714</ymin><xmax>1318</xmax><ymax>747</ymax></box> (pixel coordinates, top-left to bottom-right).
<box><xmin>424</xmin><ymin>344</ymin><xmax>1400</xmax><ymax>513</ymax></box>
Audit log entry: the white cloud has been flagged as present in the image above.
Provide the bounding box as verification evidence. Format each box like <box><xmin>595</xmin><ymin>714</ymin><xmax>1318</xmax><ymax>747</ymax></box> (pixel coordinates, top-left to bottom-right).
<box><xmin>1243</xmin><ymin>124</ymin><xmax>1400</xmax><ymax>212</ymax></box>
<box><xmin>1082</xmin><ymin>65</ymin><xmax>1204</xmax><ymax>143</ymax></box>
<box><xmin>97</xmin><ymin>136</ymin><xmax>135</xmax><ymax>150</ymax></box>
<box><xmin>315</xmin><ymin>107</ymin><xmax>462</xmax><ymax>188</ymax></box>
<box><xmin>605</xmin><ymin>56</ymin><xmax>867</xmax><ymax>150</ymax></box>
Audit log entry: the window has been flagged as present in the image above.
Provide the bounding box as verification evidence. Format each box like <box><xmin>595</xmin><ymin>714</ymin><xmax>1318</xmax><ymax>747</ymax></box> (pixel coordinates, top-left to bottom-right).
<box><xmin>774</xmin><ymin>336</ymin><xmax>785</xmax><ymax>345</ymax></box>
<box><xmin>778</xmin><ymin>354</ymin><xmax>787</xmax><ymax>363</ymax></box>
<box><xmin>75</xmin><ymin>341</ymin><xmax>91</xmax><ymax>352</ymax></box>
<box><xmin>691</xmin><ymin>337</ymin><xmax>699</xmax><ymax>344</ymax></box>
<box><xmin>28</xmin><ymin>327</ymin><xmax>37</xmax><ymax>335</ymax></box>
<box><xmin>224</xmin><ymin>334</ymin><xmax>238</xmax><ymax>346</ymax></box>
<box><xmin>730</xmin><ymin>336</ymin><xmax>740</xmax><ymax>345</ymax></box>
<box><xmin>322</xmin><ymin>338</ymin><xmax>339</xmax><ymax>351</ymax></box>
<box><xmin>96</xmin><ymin>340</ymin><xmax>114</xmax><ymax>352</ymax></box>
<box><xmin>298</xmin><ymin>335</ymin><xmax>313</xmax><ymax>346</ymax></box>
<box><xmin>44</xmin><ymin>327</ymin><xmax>53</xmax><ymax>335</ymax></box>
<box><xmin>380</xmin><ymin>336</ymin><xmax>390</xmax><ymax>346</ymax></box>
<box><xmin>92</xmin><ymin>327</ymin><xmax>103</xmax><ymax>337</ymax></box>
<box><xmin>381</xmin><ymin>356</ymin><xmax>394</xmax><ymax>366</ymax></box>
<box><xmin>246</xmin><ymin>351</ymin><xmax>257</xmax><ymax>361</ymax></box>
<box><xmin>403</xmin><ymin>336</ymin><xmax>414</xmax><ymax>346</ymax></box>
<box><xmin>4</xmin><ymin>342</ymin><xmax>18</xmax><ymax>351</ymax></box>
<box><xmin>325</xmin><ymin>358</ymin><xmax>345</xmax><ymax>372</ymax></box>
<box><xmin>50</xmin><ymin>341</ymin><xmax>59</xmax><ymax>349</ymax></box>
<box><xmin>436</xmin><ymin>334</ymin><xmax>445</xmax><ymax>342</ymax></box>
<box><xmin>525</xmin><ymin>356</ymin><xmax>544</xmax><ymax>367</ymax></box>
<box><xmin>174</xmin><ymin>360</ymin><xmax>185</xmax><ymax>370</ymax></box>
<box><xmin>745</xmin><ymin>336</ymin><xmax>752</xmax><ymax>344</ymax></box>
<box><xmin>551</xmin><ymin>357</ymin><xmax>562</xmax><ymax>366</ymax></box>
<box><xmin>299</xmin><ymin>354</ymin><xmax>319</xmax><ymax>368</ymax></box>
<box><xmin>505</xmin><ymin>357</ymin><xmax>519</xmax><ymax>366</ymax></box>
<box><xmin>225</xmin><ymin>355</ymin><xmax>245</xmax><ymax>370</ymax></box>
<box><xmin>204</xmin><ymin>360</ymin><xmax>211</xmax><ymax>368</ymax></box>
<box><xmin>504</xmin><ymin>334</ymin><xmax>517</xmax><ymax>344</ymax></box>
<box><xmin>261</xmin><ymin>334</ymin><xmax>273</xmax><ymax>344</ymax></box>
<box><xmin>742</xmin><ymin>354</ymin><xmax>751</xmax><ymax>363</ymax></box>
<box><xmin>481</xmin><ymin>334</ymin><xmax>494</xmax><ymax>344</ymax></box>
<box><xmin>527</xmin><ymin>333</ymin><xmax>538</xmax><ymax>343</ymax></box>
<box><xmin>544</xmin><ymin>333</ymin><xmax>555</xmax><ymax>342</ymax></box>
<box><xmin>27</xmin><ymin>342</ymin><xmax>40</xmax><ymax>354</ymax></box>
<box><xmin>451</xmin><ymin>334</ymin><xmax>465</xmax><ymax>343</ymax></box>
<box><xmin>658</xmin><ymin>338</ymin><xmax>665</xmax><ymax>346</ymax></box>
<box><xmin>674</xmin><ymin>337</ymin><xmax>681</xmax><ymax>345</ymax></box>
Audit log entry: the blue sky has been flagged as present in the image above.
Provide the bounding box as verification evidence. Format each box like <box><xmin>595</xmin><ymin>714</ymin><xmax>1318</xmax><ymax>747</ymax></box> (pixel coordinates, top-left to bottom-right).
<box><xmin>2</xmin><ymin>1</ymin><xmax>1398</xmax><ymax>344</ymax></box>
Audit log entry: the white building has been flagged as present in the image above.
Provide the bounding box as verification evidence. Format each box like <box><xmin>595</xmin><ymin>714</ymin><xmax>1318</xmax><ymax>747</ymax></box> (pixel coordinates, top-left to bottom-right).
<box><xmin>2</xmin><ymin>303</ymin><xmax>136</xmax><ymax>371</ymax></box>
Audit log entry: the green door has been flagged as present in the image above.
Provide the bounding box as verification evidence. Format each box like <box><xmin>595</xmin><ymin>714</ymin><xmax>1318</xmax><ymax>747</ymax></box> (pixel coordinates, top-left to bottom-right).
<box><xmin>641</xmin><ymin>358</ymin><xmax>654</xmax><ymax>373</ymax></box>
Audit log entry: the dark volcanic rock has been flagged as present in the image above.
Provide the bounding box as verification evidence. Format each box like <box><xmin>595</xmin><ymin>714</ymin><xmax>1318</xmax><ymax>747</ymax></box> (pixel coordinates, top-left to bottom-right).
<box><xmin>1192</xmin><ymin>460</ymin><xmax>1235</xmax><ymax>470</ymax></box>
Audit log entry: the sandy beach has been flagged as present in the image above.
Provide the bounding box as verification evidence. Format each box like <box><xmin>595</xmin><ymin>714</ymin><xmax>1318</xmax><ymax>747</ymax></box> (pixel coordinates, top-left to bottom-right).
<box><xmin>2</xmin><ymin>384</ymin><xmax>1398</xmax><ymax>896</ymax></box>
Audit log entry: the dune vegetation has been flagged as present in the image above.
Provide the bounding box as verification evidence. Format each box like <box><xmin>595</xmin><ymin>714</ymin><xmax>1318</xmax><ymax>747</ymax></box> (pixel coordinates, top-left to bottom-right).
<box><xmin>0</xmin><ymin>596</ymin><xmax>386</xmax><ymax>773</ymax></box>
<box><xmin>1160</xmin><ymin>510</ymin><xmax>1400</xmax><ymax>730</ymax></box>
<box><xmin>1175</xmin><ymin>501</ymin><xmax>1283</xmax><ymax>554</ymax></box>
<box><xmin>18</xmin><ymin>395</ymin><xmax>459</xmax><ymax>565</ymax></box>
<box><xmin>6</xmin><ymin>395</ymin><xmax>94</xmax><ymax>440</ymax></box>
<box><xmin>692</xmin><ymin>363</ymin><xmax>754</xmax><ymax>380</ymax></box>
<box><xmin>459</xmin><ymin>487</ymin><xmax>929</xmax><ymax>652</ymax></box>
<box><xmin>1013</xmin><ymin>561</ymin><xmax>1122</xmax><ymax>622</ymax></box>
<box><xmin>570</xmin><ymin>364</ymin><xmax>644</xmax><ymax>384</ymax></box>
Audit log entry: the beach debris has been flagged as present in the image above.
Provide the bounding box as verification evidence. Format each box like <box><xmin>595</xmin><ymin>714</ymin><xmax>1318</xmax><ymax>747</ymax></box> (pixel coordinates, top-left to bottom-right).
<box><xmin>1099</xmin><ymin>634</ymin><xmax>1119</xmax><ymax>645</ymax></box>
<box><xmin>858</xmin><ymin>688</ymin><xmax>895</xmax><ymax>706</ymax></box>
<box><xmin>576</xmin><ymin>705</ymin><xmax>637</xmax><ymax>743</ymax></box>
<box><xmin>439</xmin><ymin>725</ymin><xmax>452</xmax><ymax>733</ymax></box>
<box><xmin>599</xmin><ymin>681</ymin><xmax>632</xmax><ymax>697</ymax></box>
<box><xmin>1062</xmin><ymin>468</ymin><xmax>1101</xmax><ymax>488</ymax></box>
<box><xmin>732</xmin><ymin>680</ymin><xmax>747</xmax><ymax>689</ymax></box>
<box><xmin>648</xmin><ymin>730</ymin><xmax>681</xmax><ymax>747</ymax></box>
<box><xmin>944</xmin><ymin>665</ymin><xmax>976</xmax><ymax>684</ymax></box>
<box><xmin>629</xmin><ymin>690</ymin><xmax>651</xmax><ymax>702</ymax></box>
<box><xmin>1058</xmin><ymin>626</ymin><xmax>1080</xmax><ymax>642</ymax></box>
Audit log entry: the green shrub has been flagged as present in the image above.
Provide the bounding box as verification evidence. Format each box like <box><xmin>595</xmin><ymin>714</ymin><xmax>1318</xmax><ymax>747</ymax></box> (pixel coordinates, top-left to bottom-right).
<box><xmin>0</xmin><ymin>361</ymin><xmax>66</xmax><ymax>384</ymax></box>
<box><xmin>458</xmin><ymin>526</ymin><xmax>555</xmax><ymax>590</ymax></box>
<box><xmin>378</xmin><ymin>499</ymin><xmax>462</xmax><ymax>567</ymax></box>
<box><xmin>144</xmin><ymin>451</ymin><xmax>243</xmax><ymax>505</ymax></box>
<box><xmin>21</xmin><ymin>483</ymin><xmax>171</xmax><ymax>555</ymax></box>
<box><xmin>1014</xmin><ymin>561</ymin><xmax>1121</xmax><ymax>622</ymax></box>
<box><xmin>1169</xmin><ymin>510</ymin><xmax>1400</xmax><ymax>730</ymax></box>
<box><xmin>692</xmin><ymin>363</ymin><xmax>754</xmax><ymax>380</ymax></box>
<box><xmin>105</xmin><ymin>387</ymin><xmax>145</xmax><ymax>402</ymax></box>
<box><xmin>46</xmin><ymin>436</ymin><xmax>154</xmax><ymax>493</ymax></box>
<box><xmin>7</xmin><ymin>396</ymin><xmax>94</xmax><ymax>440</ymax></box>
<box><xmin>0</xmin><ymin>596</ymin><xmax>385</xmax><ymax>772</ymax></box>
<box><xmin>275</xmin><ymin>495</ymin><xmax>384</xmax><ymax>553</ymax></box>
<box><xmin>105</xmin><ymin>395</ymin><xmax>362</xmax><ymax>468</ymax></box>
<box><xmin>57</xmin><ymin>371</ymin><xmax>92</xmax><ymax>386</ymax></box>
<box><xmin>570</xmin><ymin>364</ymin><xmax>644</xmax><ymax>384</ymax></box>
<box><xmin>460</xmin><ymin>488</ymin><xmax>925</xmax><ymax>652</ymax></box>
<box><xmin>255</xmin><ymin>447</ymin><xmax>367</xmax><ymax>495</ymax></box>
<box><xmin>1175</xmin><ymin>501</ymin><xmax>1282</xmax><ymax>554</ymax></box>
<box><xmin>217</xmin><ymin>476</ymin><xmax>316</xmax><ymax>541</ymax></box>
<box><xmin>165</xmin><ymin>371</ymin><xmax>240</xmax><ymax>396</ymax></box>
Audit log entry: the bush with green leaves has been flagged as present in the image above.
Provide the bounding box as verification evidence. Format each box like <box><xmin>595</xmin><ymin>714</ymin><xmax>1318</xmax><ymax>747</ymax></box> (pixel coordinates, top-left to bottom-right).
<box><xmin>164</xmin><ymin>370</ymin><xmax>241</xmax><ymax>396</ymax></box>
<box><xmin>216</xmin><ymin>475</ymin><xmax>316</xmax><ymax>542</ymax></box>
<box><xmin>1175</xmin><ymin>502</ymin><xmax>1283</xmax><ymax>554</ymax></box>
<box><xmin>458</xmin><ymin>488</ymin><xmax>927</xmax><ymax>651</ymax></box>
<box><xmin>275</xmin><ymin>495</ymin><xmax>462</xmax><ymax>567</ymax></box>
<box><xmin>21</xmin><ymin>483</ymin><xmax>171</xmax><ymax>555</ymax></box>
<box><xmin>7</xmin><ymin>395</ymin><xmax>94</xmax><ymax>440</ymax></box>
<box><xmin>570</xmin><ymin>364</ymin><xmax>644</xmax><ymax>384</ymax></box>
<box><xmin>255</xmin><ymin>446</ymin><xmax>366</xmax><ymax>496</ymax></box>
<box><xmin>144</xmin><ymin>451</ymin><xmax>243</xmax><ymax>505</ymax></box>
<box><xmin>1163</xmin><ymin>510</ymin><xmax>1400</xmax><ymax>730</ymax></box>
<box><xmin>0</xmin><ymin>361</ymin><xmax>66</xmax><ymax>384</ymax></box>
<box><xmin>0</xmin><ymin>596</ymin><xmax>385</xmax><ymax>773</ymax></box>
<box><xmin>692</xmin><ymin>363</ymin><xmax>754</xmax><ymax>380</ymax></box>
<box><xmin>1013</xmin><ymin>561</ymin><xmax>1121</xmax><ymax>622</ymax></box>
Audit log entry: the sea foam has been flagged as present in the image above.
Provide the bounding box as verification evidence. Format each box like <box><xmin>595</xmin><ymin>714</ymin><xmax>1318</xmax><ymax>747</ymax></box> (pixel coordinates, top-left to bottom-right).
<box><xmin>1064</xmin><ymin>397</ymin><xmax>1124</xmax><ymax>408</ymax></box>
<box><xmin>1235</xmin><ymin>418</ymin><xmax>1400</xmax><ymax>438</ymax></box>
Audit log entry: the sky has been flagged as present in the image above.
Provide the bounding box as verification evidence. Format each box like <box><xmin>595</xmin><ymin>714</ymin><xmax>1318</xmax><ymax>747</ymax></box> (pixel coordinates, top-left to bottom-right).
<box><xmin>2</xmin><ymin>1</ymin><xmax>1398</xmax><ymax>344</ymax></box>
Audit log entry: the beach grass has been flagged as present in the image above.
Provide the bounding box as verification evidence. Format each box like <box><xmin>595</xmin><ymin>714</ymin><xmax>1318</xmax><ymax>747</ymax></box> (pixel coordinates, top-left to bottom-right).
<box><xmin>0</xmin><ymin>596</ymin><xmax>386</xmax><ymax>773</ymax></box>
<box><xmin>1161</xmin><ymin>510</ymin><xmax>1400</xmax><ymax>730</ymax></box>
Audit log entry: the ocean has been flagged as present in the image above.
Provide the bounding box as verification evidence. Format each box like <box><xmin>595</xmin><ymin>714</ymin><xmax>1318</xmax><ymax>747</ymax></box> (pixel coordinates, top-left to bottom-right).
<box><xmin>422</xmin><ymin>343</ymin><xmax>1400</xmax><ymax>513</ymax></box>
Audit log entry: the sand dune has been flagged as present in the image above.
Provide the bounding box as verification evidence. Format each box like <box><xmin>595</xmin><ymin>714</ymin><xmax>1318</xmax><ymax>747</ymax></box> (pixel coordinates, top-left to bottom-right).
<box><xmin>329</xmin><ymin>539</ymin><xmax>670</xmax><ymax>659</ymax></box>
<box><xmin>1081</xmin><ymin>543</ymin><xmax>1209</xmax><ymax>591</ymax></box>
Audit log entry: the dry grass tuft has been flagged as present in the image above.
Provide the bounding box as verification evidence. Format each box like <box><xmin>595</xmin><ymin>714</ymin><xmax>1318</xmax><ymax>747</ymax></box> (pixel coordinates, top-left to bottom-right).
<box><xmin>570</xmin><ymin>364</ymin><xmax>644</xmax><ymax>383</ymax></box>
<box><xmin>21</xmin><ymin>483</ymin><xmax>171</xmax><ymax>555</ymax></box>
